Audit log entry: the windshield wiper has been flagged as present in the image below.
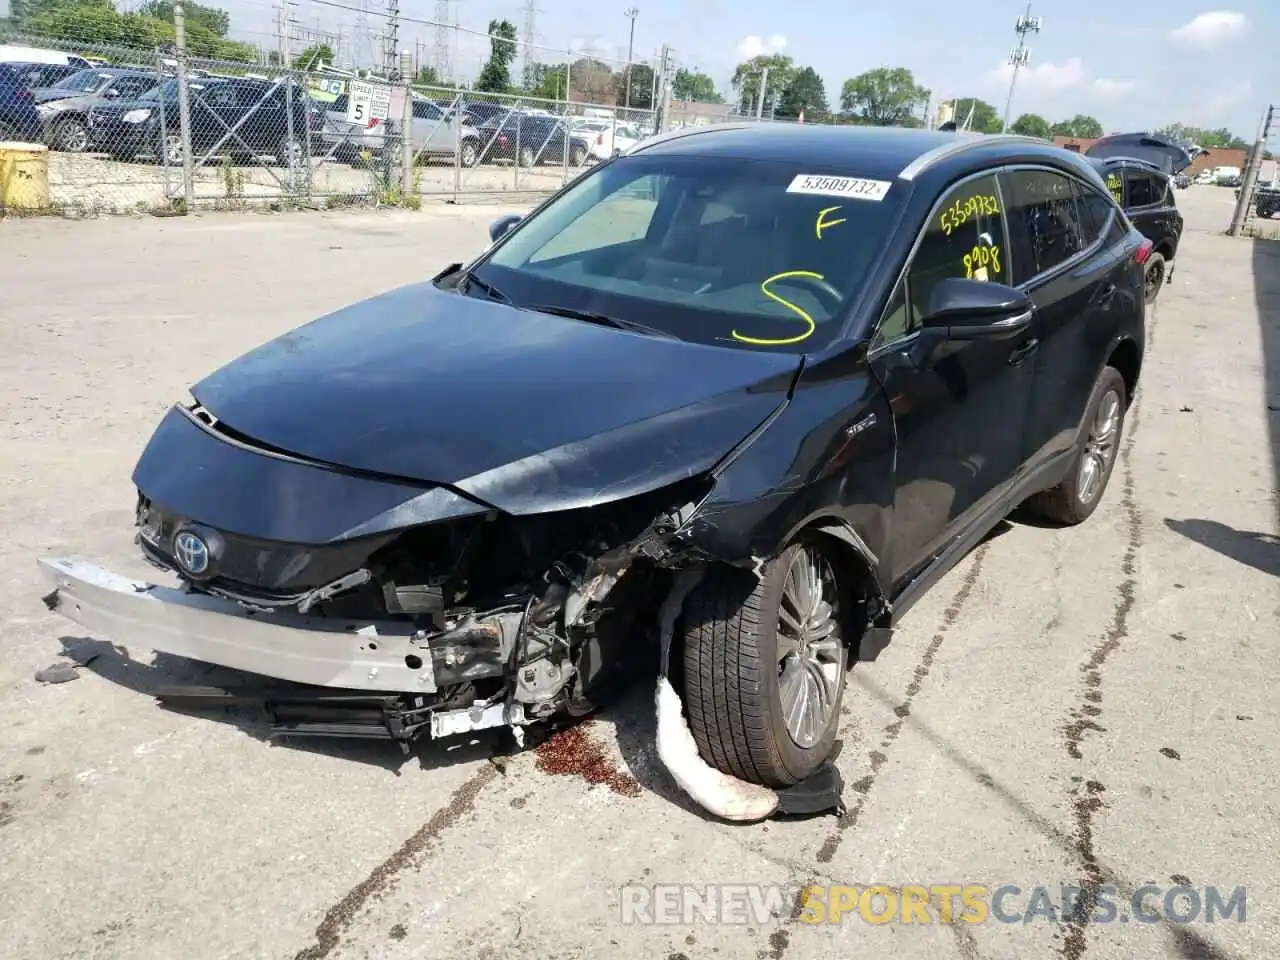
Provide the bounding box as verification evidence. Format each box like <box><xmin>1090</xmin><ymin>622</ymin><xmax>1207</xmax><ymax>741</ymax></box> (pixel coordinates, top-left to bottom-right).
<box><xmin>525</xmin><ymin>304</ymin><xmax>681</xmax><ymax>340</ymax></box>
<box><xmin>462</xmin><ymin>272</ymin><xmax>511</xmax><ymax>304</ymax></box>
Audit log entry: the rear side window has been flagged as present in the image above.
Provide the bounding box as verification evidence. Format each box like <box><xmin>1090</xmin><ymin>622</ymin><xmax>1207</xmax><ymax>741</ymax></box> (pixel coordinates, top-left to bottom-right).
<box><xmin>1072</xmin><ymin>180</ymin><xmax>1114</xmax><ymax>245</ymax></box>
<box><xmin>892</xmin><ymin>173</ymin><xmax>1008</xmax><ymax>342</ymax></box>
<box><xmin>1125</xmin><ymin>171</ymin><xmax>1157</xmax><ymax>207</ymax></box>
<box><xmin>1000</xmin><ymin>169</ymin><xmax>1087</xmax><ymax>284</ymax></box>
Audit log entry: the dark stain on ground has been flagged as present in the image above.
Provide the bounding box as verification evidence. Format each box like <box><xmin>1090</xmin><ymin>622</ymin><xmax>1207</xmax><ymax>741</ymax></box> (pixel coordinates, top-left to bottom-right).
<box><xmin>388</xmin><ymin>924</ymin><xmax>407</xmax><ymax>941</ymax></box>
<box><xmin>293</xmin><ymin>764</ymin><xmax>499</xmax><ymax>960</ymax></box>
<box><xmin>668</xmin><ymin>954</ymin><xmax>690</xmax><ymax>960</ymax></box>
<box><xmin>1159</xmin><ymin>747</ymin><xmax>1181</xmax><ymax>760</ymax></box>
<box><xmin>1171</xmin><ymin>632</ymin><xmax>1187</xmax><ymax>643</ymax></box>
<box><xmin>763</xmin><ymin>929</ymin><xmax>790</xmax><ymax>959</ymax></box>
<box><xmin>510</xmin><ymin>796</ymin><xmax>527</xmax><ymax>808</ymax></box>
<box><xmin>1170</xmin><ymin>874</ymin><xmax>1191</xmax><ymax>886</ymax></box>
<box><xmin>1060</xmin><ymin>399</ymin><xmax>1143</xmax><ymax>960</ymax></box>
<box><xmin>1167</xmin><ymin>925</ymin><xmax>1234</xmax><ymax>960</ymax></box>
<box><xmin>25</xmin><ymin>746</ymin><xmax>45</xmax><ymax>756</ymax></box>
<box><xmin>814</xmin><ymin>543</ymin><xmax>990</xmax><ymax>866</ymax></box>
<box><xmin>534</xmin><ymin>719</ymin><xmax>642</xmax><ymax>797</ymax></box>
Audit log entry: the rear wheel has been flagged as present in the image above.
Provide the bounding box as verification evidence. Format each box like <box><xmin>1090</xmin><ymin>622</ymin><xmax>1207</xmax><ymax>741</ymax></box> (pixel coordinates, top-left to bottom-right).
<box><xmin>157</xmin><ymin>132</ymin><xmax>183</xmax><ymax>166</ymax></box>
<box><xmin>459</xmin><ymin>138</ymin><xmax>479</xmax><ymax>168</ymax></box>
<box><xmin>1142</xmin><ymin>252</ymin><xmax>1166</xmax><ymax>305</ymax></box>
<box><xmin>276</xmin><ymin>135</ymin><xmax>304</xmax><ymax>167</ymax></box>
<box><xmin>1023</xmin><ymin>366</ymin><xmax>1127</xmax><ymax>526</ymax></box>
<box><xmin>681</xmin><ymin>541</ymin><xmax>847</xmax><ymax>788</ymax></box>
<box><xmin>517</xmin><ymin>144</ymin><xmax>535</xmax><ymax>167</ymax></box>
<box><xmin>570</xmin><ymin>144</ymin><xmax>587</xmax><ymax>166</ymax></box>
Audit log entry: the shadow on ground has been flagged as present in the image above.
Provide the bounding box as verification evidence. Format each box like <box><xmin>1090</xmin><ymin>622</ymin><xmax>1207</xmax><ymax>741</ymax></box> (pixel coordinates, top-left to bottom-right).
<box><xmin>1250</xmin><ymin>239</ymin><xmax>1280</xmax><ymax>523</ymax></box>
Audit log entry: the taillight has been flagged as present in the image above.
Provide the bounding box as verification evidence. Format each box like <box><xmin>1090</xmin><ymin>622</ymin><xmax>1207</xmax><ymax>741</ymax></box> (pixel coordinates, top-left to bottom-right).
<box><xmin>1135</xmin><ymin>238</ymin><xmax>1153</xmax><ymax>265</ymax></box>
<box><xmin>16</xmin><ymin>89</ymin><xmax>33</xmax><ymax>102</ymax></box>
<box><xmin>596</xmin><ymin>133</ymin><xmax>603</xmax><ymax>144</ymax></box>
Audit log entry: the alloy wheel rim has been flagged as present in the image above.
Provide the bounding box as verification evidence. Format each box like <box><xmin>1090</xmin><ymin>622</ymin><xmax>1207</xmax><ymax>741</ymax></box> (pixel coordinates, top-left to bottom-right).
<box><xmin>1078</xmin><ymin>389</ymin><xmax>1121</xmax><ymax>505</ymax></box>
<box><xmin>165</xmin><ymin>135</ymin><xmax>182</xmax><ymax>164</ymax></box>
<box><xmin>60</xmin><ymin>120</ymin><xmax>89</xmax><ymax>152</ymax></box>
<box><xmin>1145</xmin><ymin>261</ymin><xmax>1164</xmax><ymax>300</ymax></box>
<box><xmin>776</xmin><ymin>547</ymin><xmax>843</xmax><ymax>749</ymax></box>
<box><xmin>461</xmin><ymin>143</ymin><xmax>476</xmax><ymax>165</ymax></box>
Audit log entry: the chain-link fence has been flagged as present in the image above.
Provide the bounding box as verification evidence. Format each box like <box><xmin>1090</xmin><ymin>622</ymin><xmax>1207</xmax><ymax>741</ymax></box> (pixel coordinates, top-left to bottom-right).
<box><xmin>1</xmin><ymin>31</ymin><xmax>660</xmax><ymax>213</ymax></box>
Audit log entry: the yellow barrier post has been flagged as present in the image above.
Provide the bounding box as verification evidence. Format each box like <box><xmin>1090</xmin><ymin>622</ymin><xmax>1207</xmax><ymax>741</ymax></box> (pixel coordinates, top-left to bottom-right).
<box><xmin>0</xmin><ymin>141</ymin><xmax>51</xmax><ymax>212</ymax></box>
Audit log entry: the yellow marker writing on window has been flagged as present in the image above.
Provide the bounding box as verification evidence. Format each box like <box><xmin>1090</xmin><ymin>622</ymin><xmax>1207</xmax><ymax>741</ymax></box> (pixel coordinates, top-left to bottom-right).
<box><xmin>815</xmin><ymin>205</ymin><xmax>846</xmax><ymax>238</ymax></box>
<box><xmin>732</xmin><ymin>270</ymin><xmax>821</xmax><ymax>346</ymax></box>
<box><xmin>963</xmin><ymin>244</ymin><xmax>1001</xmax><ymax>278</ymax></box>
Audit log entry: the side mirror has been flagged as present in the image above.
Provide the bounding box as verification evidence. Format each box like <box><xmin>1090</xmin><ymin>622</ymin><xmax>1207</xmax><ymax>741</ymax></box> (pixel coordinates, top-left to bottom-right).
<box><xmin>920</xmin><ymin>277</ymin><xmax>1034</xmax><ymax>340</ymax></box>
<box><xmin>488</xmin><ymin>213</ymin><xmax>522</xmax><ymax>244</ymax></box>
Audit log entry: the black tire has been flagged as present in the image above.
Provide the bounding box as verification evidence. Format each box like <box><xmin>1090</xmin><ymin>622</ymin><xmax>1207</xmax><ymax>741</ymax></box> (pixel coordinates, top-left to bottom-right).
<box><xmin>1142</xmin><ymin>252</ymin><xmax>1166</xmax><ymax>305</ymax></box>
<box><xmin>680</xmin><ymin>541</ymin><xmax>848</xmax><ymax>788</ymax></box>
<box><xmin>517</xmin><ymin>145</ymin><xmax>535</xmax><ymax>167</ymax></box>
<box><xmin>276</xmin><ymin>135</ymin><xmax>303</xmax><ymax>167</ymax></box>
<box><xmin>1023</xmin><ymin>366</ymin><xmax>1127</xmax><ymax>526</ymax></box>
<box><xmin>156</xmin><ymin>132</ymin><xmax>183</xmax><ymax>166</ymax></box>
<box><xmin>570</xmin><ymin>144</ymin><xmax>587</xmax><ymax>166</ymax></box>
<box><xmin>52</xmin><ymin>115</ymin><xmax>90</xmax><ymax>153</ymax></box>
<box><xmin>459</xmin><ymin>138</ymin><xmax>479</xmax><ymax>168</ymax></box>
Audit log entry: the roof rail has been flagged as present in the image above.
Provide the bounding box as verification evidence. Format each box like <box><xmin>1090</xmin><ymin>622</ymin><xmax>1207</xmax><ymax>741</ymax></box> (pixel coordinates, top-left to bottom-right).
<box><xmin>628</xmin><ymin>122</ymin><xmax>757</xmax><ymax>156</ymax></box>
<box><xmin>897</xmin><ymin>133</ymin><xmax>1046</xmax><ymax>181</ymax></box>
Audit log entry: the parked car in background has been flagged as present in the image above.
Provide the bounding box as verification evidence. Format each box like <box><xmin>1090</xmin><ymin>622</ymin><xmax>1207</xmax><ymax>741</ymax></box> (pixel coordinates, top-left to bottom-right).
<box><xmin>88</xmin><ymin>77</ymin><xmax>313</xmax><ymax>166</ymax></box>
<box><xmin>321</xmin><ymin>94</ymin><xmax>482</xmax><ymax>166</ymax></box>
<box><xmin>0</xmin><ymin>63</ymin><xmax>42</xmax><ymax>142</ymax></box>
<box><xmin>0</xmin><ymin>44</ymin><xmax>92</xmax><ymax>68</ymax></box>
<box><xmin>33</xmin><ymin>68</ymin><xmax>158</xmax><ymax>152</ymax></box>
<box><xmin>6</xmin><ymin>61</ymin><xmax>82</xmax><ymax>91</ymax></box>
<box><xmin>586</xmin><ymin>121</ymin><xmax>644</xmax><ymax>161</ymax></box>
<box><xmin>1172</xmin><ymin>173</ymin><xmax>1190</xmax><ymax>189</ymax></box>
<box><xmin>475</xmin><ymin>111</ymin><xmax>590</xmax><ymax>166</ymax></box>
<box><xmin>1087</xmin><ymin>155</ymin><xmax>1183</xmax><ymax>304</ymax></box>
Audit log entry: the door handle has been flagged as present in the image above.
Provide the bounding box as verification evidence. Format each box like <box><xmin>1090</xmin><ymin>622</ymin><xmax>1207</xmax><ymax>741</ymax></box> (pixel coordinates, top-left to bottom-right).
<box><xmin>1008</xmin><ymin>338</ymin><xmax>1040</xmax><ymax>366</ymax></box>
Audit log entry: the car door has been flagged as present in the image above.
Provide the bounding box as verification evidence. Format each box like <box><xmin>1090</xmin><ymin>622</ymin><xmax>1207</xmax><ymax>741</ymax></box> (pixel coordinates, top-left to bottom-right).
<box><xmin>1122</xmin><ymin>166</ymin><xmax>1172</xmax><ymax>242</ymax></box>
<box><xmin>869</xmin><ymin>171</ymin><xmax>1035</xmax><ymax>585</ymax></box>
<box><xmin>105</xmin><ymin>75</ymin><xmax>153</xmax><ymax>101</ymax></box>
<box><xmin>188</xmin><ymin>82</ymin><xmax>237</xmax><ymax>153</ymax></box>
<box><xmin>999</xmin><ymin>166</ymin><xmax>1123</xmax><ymax>474</ymax></box>
<box><xmin>413</xmin><ymin>99</ymin><xmax>452</xmax><ymax>155</ymax></box>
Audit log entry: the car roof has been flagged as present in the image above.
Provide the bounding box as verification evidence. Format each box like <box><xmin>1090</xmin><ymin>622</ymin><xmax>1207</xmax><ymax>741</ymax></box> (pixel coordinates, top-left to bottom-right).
<box><xmin>630</xmin><ymin>123</ymin><xmax>1089</xmax><ymax>185</ymax></box>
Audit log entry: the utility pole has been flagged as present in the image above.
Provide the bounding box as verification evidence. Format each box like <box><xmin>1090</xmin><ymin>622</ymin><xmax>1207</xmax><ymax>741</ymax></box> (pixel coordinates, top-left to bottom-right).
<box><xmin>1002</xmin><ymin>2</ymin><xmax>1041</xmax><ymax>132</ymax></box>
<box><xmin>274</xmin><ymin>1</ymin><xmax>289</xmax><ymax>65</ymax></box>
<box><xmin>173</xmin><ymin>0</ymin><xmax>194</xmax><ymax>208</ymax></box>
<box><xmin>1230</xmin><ymin>103</ymin><xmax>1273</xmax><ymax>236</ymax></box>
<box><xmin>623</xmin><ymin>7</ymin><xmax>638</xmax><ymax>110</ymax></box>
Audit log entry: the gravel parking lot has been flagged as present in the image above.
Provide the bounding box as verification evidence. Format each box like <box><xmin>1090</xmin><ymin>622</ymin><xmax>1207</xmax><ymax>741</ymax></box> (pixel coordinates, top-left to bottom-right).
<box><xmin>1</xmin><ymin>185</ymin><xmax>1276</xmax><ymax>960</ymax></box>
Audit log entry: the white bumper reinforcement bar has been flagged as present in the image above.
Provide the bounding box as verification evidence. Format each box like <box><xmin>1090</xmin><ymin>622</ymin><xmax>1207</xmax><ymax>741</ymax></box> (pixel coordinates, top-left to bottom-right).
<box><xmin>38</xmin><ymin>557</ymin><xmax>438</xmax><ymax>694</ymax></box>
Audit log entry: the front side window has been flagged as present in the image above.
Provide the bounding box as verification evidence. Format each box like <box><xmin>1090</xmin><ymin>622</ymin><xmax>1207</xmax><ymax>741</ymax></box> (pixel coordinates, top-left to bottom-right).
<box><xmin>1000</xmin><ymin>169</ymin><xmax>1087</xmax><ymax>284</ymax></box>
<box><xmin>476</xmin><ymin>155</ymin><xmax>906</xmax><ymax>352</ymax></box>
<box><xmin>895</xmin><ymin>173</ymin><xmax>1008</xmax><ymax>338</ymax></box>
<box><xmin>1072</xmin><ymin>179</ymin><xmax>1114</xmax><ymax>246</ymax></box>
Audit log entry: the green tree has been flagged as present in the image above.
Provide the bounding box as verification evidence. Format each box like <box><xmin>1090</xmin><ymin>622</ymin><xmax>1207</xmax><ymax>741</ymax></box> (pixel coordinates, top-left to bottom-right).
<box><xmin>731</xmin><ymin>53</ymin><xmax>794</xmax><ymax>115</ymax></box>
<box><xmin>28</xmin><ymin>1</ymin><xmax>167</xmax><ymax>48</ymax></box>
<box><xmin>1009</xmin><ymin>112</ymin><xmax>1052</xmax><ymax>139</ymax></box>
<box><xmin>1157</xmin><ymin>123</ymin><xmax>1247</xmax><ymax>149</ymax></box>
<box><xmin>523</xmin><ymin>62</ymin><xmax>567</xmax><ymax>100</ymax></box>
<box><xmin>672</xmin><ymin>67</ymin><xmax>720</xmax><ymax>103</ymax></box>
<box><xmin>415</xmin><ymin>65</ymin><xmax>441</xmax><ymax>86</ymax></box>
<box><xmin>293</xmin><ymin>44</ymin><xmax>334</xmax><ymax>70</ymax></box>
<box><xmin>137</xmin><ymin>0</ymin><xmax>228</xmax><ymax>37</ymax></box>
<box><xmin>776</xmin><ymin>65</ymin><xmax>828</xmax><ymax>121</ymax></box>
<box><xmin>475</xmin><ymin>19</ymin><xmax>518</xmax><ymax>93</ymax></box>
<box><xmin>1050</xmin><ymin>114</ymin><xmax>1103</xmax><ymax>138</ymax></box>
<box><xmin>947</xmin><ymin>97</ymin><xmax>1001</xmax><ymax>133</ymax></box>
<box><xmin>614</xmin><ymin>63</ymin><xmax>654</xmax><ymax>109</ymax></box>
<box><xmin>839</xmin><ymin>67</ymin><xmax>929</xmax><ymax>126</ymax></box>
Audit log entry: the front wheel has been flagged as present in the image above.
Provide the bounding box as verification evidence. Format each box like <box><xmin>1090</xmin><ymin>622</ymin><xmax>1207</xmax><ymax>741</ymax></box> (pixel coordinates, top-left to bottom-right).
<box><xmin>458</xmin><ymin>138</ymin><xmax>479</xmax><ymax>168</ymax></box>
<box><xmin>1023</xmin><ymin>366</ymin><xmax>1127</xmax><ymax>526</ymax></box>
<box><xmin>52</xmin><ymin>115</ymin><xmax>90</xmax><ymax>152</ymax></box>
<box><xmin>680</xmin><ymin>541</ymin><xmax>847</xmax><ymax>787</ymax></box>
<box><xmin>517</xmin><ymin>145</ymin><xmax>535</xmax><ymax>167</ymax></box>
<box><xmin>276</xmin><ymin>135</ymin><xmax>304</xmax><ymax>167</ymax></box>
<box><xmin>570</xmin><ymin>144</ymin><xmax>587</xmax><ymax>166</ymax></box>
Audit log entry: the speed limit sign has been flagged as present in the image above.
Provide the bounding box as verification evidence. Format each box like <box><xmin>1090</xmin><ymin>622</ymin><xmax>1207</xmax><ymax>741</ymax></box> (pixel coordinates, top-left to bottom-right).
<box><xmin>345</xmin><ymin>80</ymin><xmax>390</xmax><ymax>126</ymax></box>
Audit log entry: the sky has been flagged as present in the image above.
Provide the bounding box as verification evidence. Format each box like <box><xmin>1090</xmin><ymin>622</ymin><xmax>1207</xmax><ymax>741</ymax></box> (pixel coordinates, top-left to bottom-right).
<box><xmin>214</xmin><ymin>0</ymin><xmax>1277</xmax><ymax>138</ymax></box>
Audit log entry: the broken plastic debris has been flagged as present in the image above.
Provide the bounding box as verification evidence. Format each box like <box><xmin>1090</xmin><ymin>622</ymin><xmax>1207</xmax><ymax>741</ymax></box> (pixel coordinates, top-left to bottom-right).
<box><xmin>773</xmin><ymin>762</ymin><xmax>847</xmax><ymax>819</ymax></box>
<box><xmin>34</xmin><ymin>662</ymin><xmax>79</xmax><ymax>684</ymax></box>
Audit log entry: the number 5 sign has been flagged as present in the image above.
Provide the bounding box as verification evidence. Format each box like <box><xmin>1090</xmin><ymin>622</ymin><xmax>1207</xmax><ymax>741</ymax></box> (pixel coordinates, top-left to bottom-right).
<box><xmin>345</xmin><ymin>80</ymin><xmax>390</xmax><ymax>126</ymax></box>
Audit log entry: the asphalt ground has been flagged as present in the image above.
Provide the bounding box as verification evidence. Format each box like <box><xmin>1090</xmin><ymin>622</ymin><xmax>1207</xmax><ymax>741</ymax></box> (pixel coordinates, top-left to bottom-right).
<box><xmin>0</xmin><ymin>183</ymin><xmax>1276</xmax><ymax>960</ymax></box>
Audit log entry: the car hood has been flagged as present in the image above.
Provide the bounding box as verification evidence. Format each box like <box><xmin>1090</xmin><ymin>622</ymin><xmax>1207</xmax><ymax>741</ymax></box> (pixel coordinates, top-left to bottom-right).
<box><xmin>33</xmin><ymin>91</ymin><xmax>100</xmax><ymax>109</ymax></box>
<box><xmin>1085</xmin><ymin>134</ymin><xmax>1195</xmax><ymax>174</ymax></box>
<box><xmin>32</xmin><ymin>87</ymin><xmax>93</xmax><ymax>104</ymax></box>
<box><xmin>190</xmin><ymin>282</ymin><xmax>801</xmax><ymax>515</ymax></box>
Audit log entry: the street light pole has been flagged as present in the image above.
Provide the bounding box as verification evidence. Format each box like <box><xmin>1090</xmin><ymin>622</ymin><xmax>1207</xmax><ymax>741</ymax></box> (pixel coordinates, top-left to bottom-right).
<box><xmin>623</xmin><ymin>7</ymin><xmax>638</xmax><ymax>110</ymax></box>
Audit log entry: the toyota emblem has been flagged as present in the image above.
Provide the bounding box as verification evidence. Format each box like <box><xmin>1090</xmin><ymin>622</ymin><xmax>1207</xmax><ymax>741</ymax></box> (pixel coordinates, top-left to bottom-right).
<box><xmin>173</xmin><ymin>530</ymin><xmax>211</xmax><ymax>575</ymax></box>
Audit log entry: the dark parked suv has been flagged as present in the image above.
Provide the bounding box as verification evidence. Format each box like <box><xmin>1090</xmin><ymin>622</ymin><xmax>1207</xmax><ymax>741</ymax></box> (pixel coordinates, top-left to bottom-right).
<box><xmin>0</xmin><ymin>63</ymin><xmax>41</xmax><ymax>142</ymax></box>
<box><xmin>39</xmin><ymin>126</ymin><xmax>1149</xmax><ymax>818</ymax></box>
<box><xmin>88</xmin><ymin>76</ymin><xmax>314</xmax><ymax>165</ymax></box>
<box><xmin>1088</xmin><ymin>155</ymin><xmax>1183</xmax><ymax>304</ymax></box>
<box><xmin>476</xmin><ymin>111</ymin><xmax>591</xmax><ymax>166</ymax></box>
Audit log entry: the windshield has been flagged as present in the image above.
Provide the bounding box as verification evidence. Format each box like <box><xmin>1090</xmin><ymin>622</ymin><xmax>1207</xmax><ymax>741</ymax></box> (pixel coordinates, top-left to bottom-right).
<box><xmin>51</xmin><ymin>69</ymin><xmax>109</xmax><ymax>92</ymax></box>
<box><xmin>475</xmin><ymin>154</ymin><xmax>904</xmax><ymax>353</ymax></box>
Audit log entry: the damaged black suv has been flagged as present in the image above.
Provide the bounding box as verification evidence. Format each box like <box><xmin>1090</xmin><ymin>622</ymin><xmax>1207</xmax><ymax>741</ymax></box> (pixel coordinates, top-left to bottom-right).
<box><xmin>40</xmin><ymin>125</ymin><xmax>1147</xmax><ymax>820</ymax></box>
